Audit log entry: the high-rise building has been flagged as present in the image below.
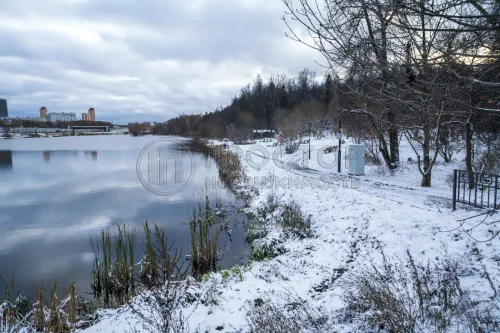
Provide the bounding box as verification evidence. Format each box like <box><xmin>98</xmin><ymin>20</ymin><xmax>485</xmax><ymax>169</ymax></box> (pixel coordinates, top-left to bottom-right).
<box><xmin>82</xmin><ymin>113</ymin><xmax>88</xmax><ymax>121</ymax></box>
<box><xmin>40</xmin><ymin>107</ymin><xmax>47</xmax><ymax>119</ymax></box>
<box><xmin>88</xmin><ymin>108</ymin><xmax>95</xmax><ymax>121</ymax></box>
<box><xmin>0</xmin><ymin>99</ymin><xmax>8</xmax><ymax>118</ymax></box>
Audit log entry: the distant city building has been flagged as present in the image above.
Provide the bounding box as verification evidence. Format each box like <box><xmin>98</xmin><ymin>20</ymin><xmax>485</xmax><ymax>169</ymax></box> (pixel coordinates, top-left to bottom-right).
<box><xmin>88</xmin><ymin>108</ymin><xmax>95</xmax><ymax>121</ymax></box>
<box><xmin>47</xmin><ymin>112</ymin><xmax>77</xmax><ymax>123</ymax></box>
<box><xmin>0</xmin><ymin>99</ymin><xmax>8</xmax><ymax>118</ymax></box>
<box><xmin>40</xmin><ymin>107</ymin><xmax>47</xmax><ymax>119</ymax></box>
<box><xmin>81</xmin><ymin>108</ymin><xmax>96</xmax><ymax>121</ymax></box>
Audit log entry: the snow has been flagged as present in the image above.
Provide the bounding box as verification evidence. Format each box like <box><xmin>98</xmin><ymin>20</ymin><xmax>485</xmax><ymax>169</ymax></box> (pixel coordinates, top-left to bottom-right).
<box><xmin>81</xmin><ymin>135</ymin><xmax>500</xmax><ymax>333</ymax></box>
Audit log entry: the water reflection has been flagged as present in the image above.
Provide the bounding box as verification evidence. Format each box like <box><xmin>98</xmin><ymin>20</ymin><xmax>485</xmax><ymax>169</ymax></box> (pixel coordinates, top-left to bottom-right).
<box><xmin>40</xmin><ymin>150</ymin><xmax>79</xmax><ymax>162</ymax></box>
<box><xmin>0</xmin><ymin>136</ymin><xmax>248</xmax><ymax>297</ymax></box>
<box><xmin>0</xmin><ymin>150</ymin><xmax>12</xmax><ymax>169</ymax></box>
<box><xmin>84</xmin><ymin>150</ymin><xmax>98</xmax><ymax>161</ymax></box>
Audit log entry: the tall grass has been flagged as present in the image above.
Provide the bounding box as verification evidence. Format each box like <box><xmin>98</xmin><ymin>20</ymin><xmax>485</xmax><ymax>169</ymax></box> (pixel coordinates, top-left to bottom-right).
<box><xmin>90</xmin><ymin>223</ymin><xmax>136</xmax><ymax>307</ymax></box>
<box><xmin>190</xmin><ymin>196</ymin><xmax>220</xmax><ymax>279</ymax></box>
<box><xmin>90</xmin><ymin>222</ymin><xmax>188</xmax><ymax>306</ymax></box>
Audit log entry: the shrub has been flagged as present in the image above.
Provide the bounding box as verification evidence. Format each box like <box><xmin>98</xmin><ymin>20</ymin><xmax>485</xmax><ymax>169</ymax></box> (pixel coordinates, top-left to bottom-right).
<box><xmin>281</xmin><ymin>201</ymin><xmax>311</xmax><ymax>239</ymax></box>
<box><xmin>340</xmin><ymin>250</ymin><xmax>500</xmax><ymax>332</ymax></box>
<box><xmin>246</xmin><ymin>291</ymin><xmax>330</xmax><ymax>333</ymax></box>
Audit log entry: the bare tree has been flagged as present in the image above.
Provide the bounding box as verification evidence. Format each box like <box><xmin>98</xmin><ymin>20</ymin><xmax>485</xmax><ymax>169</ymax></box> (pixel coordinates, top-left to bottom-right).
<box><xmin>282</xmin><ymin>0</ymin><xmax>500</xmax><ymax>186</ymax></box>
<box><xmin>282</xmin><ymin>0</ymin><xmax>402</xmax><ymax>169</ymax></box>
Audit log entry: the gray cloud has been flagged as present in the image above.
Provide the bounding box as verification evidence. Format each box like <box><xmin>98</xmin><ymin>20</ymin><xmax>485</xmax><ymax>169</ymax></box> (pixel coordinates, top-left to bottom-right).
<box><xmin>0</xmin><ymin>0</ymin><xmax>324</xmax><ymax>124</ymax></box>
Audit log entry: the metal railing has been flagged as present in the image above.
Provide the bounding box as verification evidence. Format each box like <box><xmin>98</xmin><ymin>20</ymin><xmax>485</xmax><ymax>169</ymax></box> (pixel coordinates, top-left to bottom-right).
<box><xmin>453</xmin><ymin>169</ymin><xmax>500</xmax><ymax>210</ymax></box>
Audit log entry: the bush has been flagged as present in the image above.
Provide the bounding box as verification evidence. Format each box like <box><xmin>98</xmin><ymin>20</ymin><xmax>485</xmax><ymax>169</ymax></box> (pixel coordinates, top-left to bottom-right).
<box><xmin>281</xmin><ymin>201</ymin><xmax>311</xmax><ymax>239</ymax></box>
<box><xmin>285</xmin><ymin>142</ymin><xmax>299</xmax><ymax>154</ymax></box>
<box><xmin>339</xmin><ymin>250</ymin><xmax>500</xmax><ymax>332</ymax></box>
<box><xmin>246</xmin><ymin>195</ymin><xmax>311</xmax><ymax>263</ymax></box>
<box><xmin>246</xmin><ymin>291</ymin><xmax>330</xmax><ymax>333</ymax></box>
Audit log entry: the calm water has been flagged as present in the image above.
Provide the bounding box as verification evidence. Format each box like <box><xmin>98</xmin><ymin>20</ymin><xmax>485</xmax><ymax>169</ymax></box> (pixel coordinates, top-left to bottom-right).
<box><xmin>0</xmin><ymin>135</ymin><xmax>248</xmax><ymax>297</ymax></box>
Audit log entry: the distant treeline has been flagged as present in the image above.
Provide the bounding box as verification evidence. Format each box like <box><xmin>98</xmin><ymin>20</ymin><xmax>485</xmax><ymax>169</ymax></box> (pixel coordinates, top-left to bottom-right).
<box><xmin>145</xmin><ymin>69</ymin><xmax>337</xmax><ymax>138</ymax></box>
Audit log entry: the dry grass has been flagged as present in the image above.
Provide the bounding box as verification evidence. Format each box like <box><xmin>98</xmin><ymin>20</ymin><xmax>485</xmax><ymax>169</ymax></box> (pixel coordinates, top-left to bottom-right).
<box><xmin>246</xmin><ymin>291</ymin><xmax>330</xmax><ymax>333</ymax></box>
<box><xmin>1</xmin><ymin>272</ymin><xmax>84</xmax><ymax>333</ymax></box>
<box><xmin>339</xmin><ymin>250</ymin><xmax>500</xmax><ymax>332</ymax></box>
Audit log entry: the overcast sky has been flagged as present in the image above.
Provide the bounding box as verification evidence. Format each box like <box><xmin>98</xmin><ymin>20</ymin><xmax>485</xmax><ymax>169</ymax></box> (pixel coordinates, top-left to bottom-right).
<box><xmin>0</xmin><ymin>0</ymin><xmax>324</xmax><ymax>124</ymax></box>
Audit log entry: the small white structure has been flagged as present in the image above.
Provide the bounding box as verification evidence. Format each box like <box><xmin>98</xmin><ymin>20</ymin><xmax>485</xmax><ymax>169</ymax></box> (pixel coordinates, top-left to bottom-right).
<box><xmin>348</xmin><ymin>144</ymin><xmax>365</xmax><ymax>176</ymax></box>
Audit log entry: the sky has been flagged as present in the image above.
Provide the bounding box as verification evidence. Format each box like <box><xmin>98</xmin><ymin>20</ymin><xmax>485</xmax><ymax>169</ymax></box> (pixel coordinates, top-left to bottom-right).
<box><xmin>0</xmin><ymin>0</ymin><xmax>324</xmax><ymax>124</ymax></box>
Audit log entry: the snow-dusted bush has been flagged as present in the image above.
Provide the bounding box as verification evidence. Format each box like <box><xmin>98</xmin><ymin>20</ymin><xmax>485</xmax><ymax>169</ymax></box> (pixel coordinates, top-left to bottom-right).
<box><xmin>245</xmin><ymin>291</ymin><xmax>330</xmax><ymax>333</ymax></box>
<box><xmin>246</xmin><ymin>194</ymin><xmax>311</xmax><ymax>261</ymax></box>
<box><xmin>281</xmin><ymin>201</ymin><xmax>311</xmax><ymax>239</ymax></box>
<box><xmin>127</xmin><ymin>278</ymin><xmax>197</xmax><ymax>333</ymax></box>
<box><xmin>339</xmin><ymin>250</ymin><xmax>500</xmax><ymax>332</ymax></box>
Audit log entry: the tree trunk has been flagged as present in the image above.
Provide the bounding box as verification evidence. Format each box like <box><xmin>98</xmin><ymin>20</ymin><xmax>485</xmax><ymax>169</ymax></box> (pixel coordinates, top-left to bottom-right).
<box><xmin>387</xmin><ymin>110</ymin><xmax>400</xmax><ymax>169</ymax></box>
<box><xmin>465</xmin><ymin>121</ymin><xmax>474</xmax><ymax>189</ymax></box>
<box><xmin>421</xmin><ymin>121</ymin><xmax>432</xmax><ymax>187</ymax></box>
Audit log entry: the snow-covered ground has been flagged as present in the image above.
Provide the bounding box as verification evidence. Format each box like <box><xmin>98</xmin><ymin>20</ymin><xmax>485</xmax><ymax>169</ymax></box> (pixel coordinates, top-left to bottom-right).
<box><xmin>82</xmin><ymin>135</ymin><xmax>500</xmax><ymax>332</ymax></box>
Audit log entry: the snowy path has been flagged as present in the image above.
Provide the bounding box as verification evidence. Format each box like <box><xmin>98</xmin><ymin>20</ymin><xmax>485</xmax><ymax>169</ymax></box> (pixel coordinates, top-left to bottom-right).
<box><xmin>283</xmin><ymin>153</ymin><xmax>451</xmax><ymax>212</ymax></box>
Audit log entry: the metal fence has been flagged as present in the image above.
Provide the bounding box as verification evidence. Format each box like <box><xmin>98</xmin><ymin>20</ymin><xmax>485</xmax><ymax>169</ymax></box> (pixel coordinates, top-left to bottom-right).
<box><xmin>453</xmin><ymin>169</ymin><xmax>500</xmax><ymax>210</ymax></box>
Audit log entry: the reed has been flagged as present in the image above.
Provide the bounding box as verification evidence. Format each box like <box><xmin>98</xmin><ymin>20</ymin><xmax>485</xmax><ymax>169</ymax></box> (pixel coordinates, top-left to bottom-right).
<box><xmin>28</xmin><ymin>279</ymin><xmax>80</xmax><ymax>333</ymax></box>
<box><xmin>90</xmin><ymin>223</ymin><xmax>137</xmax><ymax>307</ymax></box>
<box><xmin>139</xmin><ymin>222</ymin><xmax>185</xmax><ymax>288</ymax></box>
<box><xmin>0</xmin><ymin>271</ymin><xmax>18</xmax><ymax>332</ymax></box>
<box><xmin>66</xmin><ymin>282</ymin><xmax>77</xmax><ymax>329</ymax></box>
<box><xmin>190</xmin><ymin>195</ymin><xmax>220</xmax><ymax>279</ymax></box>
<box><xmin>211</xmin><ymin>145</ymin><xmax>242</xmax><ymax>187</ymax></box>
<box><xmin>0</xmin><ymin>271</ymin><xmax>14</xmax><ymax>303</ymax></box>
<box><xmin>139</xmin><ymin>221</ymin><xmax>158</xmax><ymax>288</ymax></box>
<box><xmin>2</xmin><ymin>276</ymin><xmax>74</xmax><ymax>333</ymax></box>
<box><xmin>47</xmin><ymin>279</ymin><xmax>65</xmax><ymax>333</ymax></box>
<box><xmin>90</xmin><ymin>222</ymin><xmax>187</xmax><ymax>306</ymax></box>
<box><xmin>33</xmin><ymin>286</ymin><xmax>45</xmax><ymax>331</ymax></box>
<box><xmin>192</xmin><ymin>139</ymin><xmax>243</xmax><ymax>191</ymax></box>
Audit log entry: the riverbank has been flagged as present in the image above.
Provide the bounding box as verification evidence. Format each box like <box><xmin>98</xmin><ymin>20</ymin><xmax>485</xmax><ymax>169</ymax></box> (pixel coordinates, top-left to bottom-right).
<box><xmin>79</xmin><ymin>136</ymin><xmax>500</xmax><ymax>332</ymax></box>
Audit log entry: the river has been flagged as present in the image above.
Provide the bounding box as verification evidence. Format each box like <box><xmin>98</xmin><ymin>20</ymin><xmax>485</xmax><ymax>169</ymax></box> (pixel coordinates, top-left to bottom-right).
<box><xmin>0</xmin><ymin>135</ymin><xmax>248</xmax><ymax>298</ymax></box>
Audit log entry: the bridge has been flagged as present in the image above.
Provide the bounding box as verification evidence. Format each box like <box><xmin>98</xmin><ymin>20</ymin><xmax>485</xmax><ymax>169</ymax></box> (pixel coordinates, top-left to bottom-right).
<box><xmin>68</xmin><ymin>125</ymin><xmax>110</xmax><ymax>132</ymax></box>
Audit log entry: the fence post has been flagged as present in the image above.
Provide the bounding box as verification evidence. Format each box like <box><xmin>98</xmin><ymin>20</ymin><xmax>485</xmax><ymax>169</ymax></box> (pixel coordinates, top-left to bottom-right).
<box><xmin>495</xmin><ymin>175</ymin><xmax>498</xmax><ymax>210</ymax></box>
<box><xmin>452</xmin><ymin>169</ymin><xmax>457</xmax><ymax>211</ymax></box>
